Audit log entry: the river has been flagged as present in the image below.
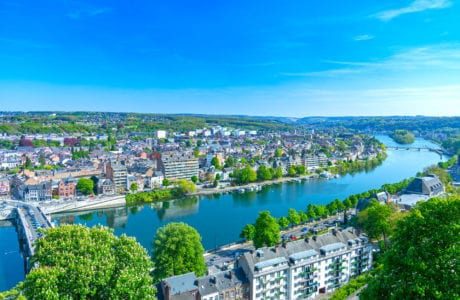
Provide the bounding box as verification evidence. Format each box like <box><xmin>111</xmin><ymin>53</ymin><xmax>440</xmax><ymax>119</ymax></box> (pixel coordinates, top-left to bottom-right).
<box><xmin>0</xmin><ymin>135</ymin><xmax>445</xmax><ymax>291</ymax></box>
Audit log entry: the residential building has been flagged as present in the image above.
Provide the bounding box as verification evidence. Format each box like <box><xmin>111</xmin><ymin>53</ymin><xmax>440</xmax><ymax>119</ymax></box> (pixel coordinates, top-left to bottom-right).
<box><xmin>98</xmin><ymin>179</ymin><xmax>116</xmax><ymax>195</ymax></box>
<box><xmin>157</xmin><ymin>130</ymin><xmax>167</xmax><ymax>139</ymax></box>
<box><xmin>0</xmin><ymin>177</ymin><xmax>10</xmax><ymax>196</ymax></box>
<box><xmin>396</xmin><ymin>174</ymin><xmax>445</xmax><ymax>209</ymax></box>
<box><xmin>160</xmin><ymin>269</ymin><xmax>249</xmax><ymax>300</ymax></box>
<box><xmin>105</xmin><ymin>162</ymin><xmax>128</xmax><ymax>193</ymax></box>
<box><xmin>404</xmin><ymin>174</ymin><xmax>444</xmax><ymax>196</ymax></box>
<box><xmin>16</xmin><ymin>181</ymin><xmax>52</xmax><ymax>201</ymax></box>
<box><xmin>238</xmin><ymin>228</ymin><xmax>372</xmax><ymax>300</ymax></box>
<box><xmin>159</xmin><ymin>152</ymin><xmax>199</xmax><ymax>180</ymax></box>
<box><xmin>303</xmin><ymin>155</ymin><xmax>328</xmax><ymax>170</ymax></box>
<box><xmin>58</xmin><ymin>178</ymin><xmax>77</xmax><ymax>198</ymax></box>
<box><xmin>197</xmin><ymin>269</ymin><xmax>250</xmax><ymax>300</ymax></box>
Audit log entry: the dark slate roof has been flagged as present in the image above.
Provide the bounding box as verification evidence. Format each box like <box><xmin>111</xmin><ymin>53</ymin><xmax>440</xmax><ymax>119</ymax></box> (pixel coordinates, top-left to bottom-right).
<box><xmin>197</xmin><ymin>268</ymin><xmax>248</xmax><ymax>297</ymax></box>
<box><xmin>162</xmin><ymin>272</ymin><xmax>197</xmax><ymax>296</ymax></box>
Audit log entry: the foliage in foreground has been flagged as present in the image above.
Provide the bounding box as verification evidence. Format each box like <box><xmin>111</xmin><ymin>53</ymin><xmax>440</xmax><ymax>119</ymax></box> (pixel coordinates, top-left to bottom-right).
<box><xmin>361</xmin><ymin>196</ymin><xmax>460</xmax><ymax>299</ymax></box>
<box><xmin>19</xmin><ymin>225</ymin><xmax>155</xmax><ymax>300</ymax></box>
<box><xmin>152</xmin><ymin>222</ymin><xmax>206</xmax><ymax>282</ymax></box>
<box><xmin>329</xmin><ymin>273</ymin><xmax>370</xmax><ymax>300</ymax></box>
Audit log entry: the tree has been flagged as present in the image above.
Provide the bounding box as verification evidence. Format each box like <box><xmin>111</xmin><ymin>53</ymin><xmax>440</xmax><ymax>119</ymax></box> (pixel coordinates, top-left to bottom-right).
<box><xmin>362</xmin><ymin>197</ymin><xmax>460</xmax><ymax>300</ymax></box>
<box><xmin>152</xmin><ymin>223</ymin><xmax>206</xmax><ymax>281</ymax></box>
<box><xmin>173</xmin><ymin>179</ymin><xmax>196</xmax><ymax>196</ymax></box>
<box><xmin>306</xmin><ymin>204</ymin><xmax>317</xmax><ymax>220</ymax></box>
<box><xmin>232</xmin><ymin>166</ymin><xmax>257</xmax><ymax>185</ymax></box>
<box><xmin>190</xmin><ymin>175</ymin><xmax>198</xmax><ymax>183</ymax></box>
<box><xmin>357</xmin><ymin>200</ymin><xmax>398</xmax><ymax>248</ymax></box>
<box><xmin>278</xmin><ymin>217</ymin><xmax>289</xmax><ymax>229</ymax></box>
<box><xmin>287</xmin><ymin>208</ymin><xmax>300</xmax><ymax>226</ymax></box>
<box><xmin>210</xmin><ymin>156</ymin><xmax>221</xmax><ymax>169</ymax></box>
<box><xmin>288</xmin><ymin>166</ymin><xmax>297</xmax><ymax>177</ymax></box>
<box><xmin>76</xmin><ymin>178</ymin><xmax>94</xmax><ymax>196</ymax></box>
<box><xmin>224</xmin><ymin>156</ymin><xmax>235</xmax><ymax>168</ymax></box>
<box><xmin>38</xmin><ymin>154</ymin><xmax>46</xmax><ymax>166</ymax></box>
<box><xmin>24</xmin><ymin>156</ymin><xmax>32</xmax><ymax>170</ymax></box>
<box><xmin>90</xmin><ymin>176</ymin><xmax>99</xmax><ymax>194</ymax></box>
<box><xmin>257</xmin><ymin>165</ymin><xmax>272</xmax><ymax>181</ymax></box>
<box><xmin>240</xmin><ymin>224</ymin><xmax>255</xmax><ymax>241</ymax></box>
<box><xmin>274</xmin><ymin>148</ymin><xmax>283</xmax><ymax>158</ymax></box>
<box><xmin>162</xmin><ymin>178</ymin><xmax>170</xmax><ymax>187</ymax></box>
<box><xmin>295</xmin><ymin>165</ymin><xmax>306</xmax><ymax>175</ymax></box>
<box><xmin>272</xmin><ymin>167</ymin><xmax>283</xmax><ymax>179</ymax></box>
<box><xmin>253</xmin><ymin>211</ymin><xmax>280</xmax><ymax>248</ymax></box>
<box><xmin>130</xmin><ymin>182</ymin><xmax>138</xmax><ymax>193</ymax></box>
<box><xmin>21</xmin><ymin>225</ymin><xmax>155</xmax><ymax>299</ymax></box>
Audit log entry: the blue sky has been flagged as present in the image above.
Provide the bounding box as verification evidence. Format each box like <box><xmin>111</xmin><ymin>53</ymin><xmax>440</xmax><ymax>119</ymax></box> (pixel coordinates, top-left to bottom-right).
<box><xmin>0</xmin><ymin>0</ymin><xmax>459</xmax><ymax>116</ymax></box>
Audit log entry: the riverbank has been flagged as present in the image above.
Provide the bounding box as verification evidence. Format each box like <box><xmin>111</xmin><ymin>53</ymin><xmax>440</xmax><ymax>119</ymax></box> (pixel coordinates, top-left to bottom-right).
<box><xmin>40</xmin><ymin>196</ymin><xmax>126</xmax><ymax>214</ymax></box>
<box><xmin>191</xmin><ymin>174</ymin><xmax>317</xmax><ymax>196</ymax></box>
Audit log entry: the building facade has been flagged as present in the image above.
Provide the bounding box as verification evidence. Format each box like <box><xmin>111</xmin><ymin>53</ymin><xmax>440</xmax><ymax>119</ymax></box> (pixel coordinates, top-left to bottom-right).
<box><xmin>159</xmin><ymin>152</ymin><xmax>199</xmax><ymax>180</ymax></box>
<box><xmin>105</xmin><ymin>162</ymin><xmax>128</xmax><ymax>193</ymax></box>
<box><xmin>58</xmin><ymin>178</ymin><xmax>77</xmax><ymax>198</ymax></box>
<box><xmin>238</xmin><ymin>229</ymin><xmax>372</xmax><ymax>300</ymax></box>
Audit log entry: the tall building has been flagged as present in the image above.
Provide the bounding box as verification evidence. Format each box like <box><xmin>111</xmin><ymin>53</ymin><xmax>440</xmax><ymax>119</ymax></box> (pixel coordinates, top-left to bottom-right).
<box><xmin>238</xmin><ymin>228</ymin><xmax>372</xmax><ymax>300</ymax></box>
<box><xmin>105</xmin><ymin>162</ymin><xmax>128</xmax><ymax>193</ymax></box>
<box><xmin>159</xmin><ymin>152</ymin><xmax>199</xmax><ymax>180</ymax></box>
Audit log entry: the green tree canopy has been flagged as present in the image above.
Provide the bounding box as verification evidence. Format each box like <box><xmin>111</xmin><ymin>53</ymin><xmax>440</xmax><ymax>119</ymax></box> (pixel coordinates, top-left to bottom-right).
<box><xmin>76</xmin><ymin>178</ymin><xmax>94</xmax><ymax>196</ymax></box>
<box><xmin>253</xmin><ymin>211</ymin><xmax>280</xmax><ymax>248</ymax></box>
<box><xmin>357</xmin><ymin>200</ymin><xmax>400</xmax><ymax>249</ymax></box>
<box><xmin>22</xmin><ymin>225</ymin><xmax>155</xmax><ymax>299</ymax></box>
<box><xmin>130</xmin><ymin>182</ymin><xmax>138</xmax><ymax>193</ymax></box>
<box><xmin>278</xmin><ymin>216</ymin><xmax>289</xmax><ymax>229</ymax></box>
<box><xmin>152</xmin><ymin>222</ymin><xmax>206</xmax><ymax>282</ymax></box>
<box><xmin>362</xmin><ymin>196</ymin><xmax>460</xmax><ymax>299</ymax></box>
<box><xmin>257</xmin><ymin>165</ymin><xmax>273</xmax><ymax>181</ymax></box>
<box><xmin>210</xmin><ymin>156</ymin><xmax>221</xmax><ymax>169</ymax></box>
<box><xmin>274</xmin><ymin>148</ymin><xmax>283</xmax><ymax>158</ymax></box>
<box><xmin>287</xmin><ymin>208</ymin><xmax>300</xmax><ymax>226</ymax></box>
<box><xmin>232</xmin><ymin>166</ymin><xmax>257</xmax><ymax>185</ymax></box>
<box><xmin>240</xmin><ymin>224</ymin><xmax>255</xmax><ymax>241</ymax></box>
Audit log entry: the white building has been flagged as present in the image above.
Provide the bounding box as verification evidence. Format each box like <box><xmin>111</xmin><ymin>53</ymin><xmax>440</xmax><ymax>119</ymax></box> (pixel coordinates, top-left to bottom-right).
<box><xmin>238</xmin><ymin>228</ymin><xmax>372</xmax><ymax>300</ymax></box>
<box><xmin>157</xmin><ymin>130</ymin><xmax>167</xmax><ymax>139</ymax></box>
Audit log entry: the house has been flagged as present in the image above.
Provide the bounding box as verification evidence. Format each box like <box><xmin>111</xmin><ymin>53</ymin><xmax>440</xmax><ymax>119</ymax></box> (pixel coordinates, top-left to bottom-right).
<box><xmin>97</xmin><ymin>179</ymin><xmax>116</xmax><ymax>195</ymax></box>
<box><xmin>58</xmin><ymin>177</ymin><xmax>77</xmax><ymax>198</ymax></box>
<box><xmin>396</xmin><ymin>175</ymin><xmax>445</xmax><ymax>209</ymax></box>
<box><xmin>16</xmin><ymin>181</ymin><xmax>52</xmax><ymax>202</ymax></box>
<box><xmin>0</xmin><ymin>177</ymin><xmax>10</xmax><ymax>196</ymax></box>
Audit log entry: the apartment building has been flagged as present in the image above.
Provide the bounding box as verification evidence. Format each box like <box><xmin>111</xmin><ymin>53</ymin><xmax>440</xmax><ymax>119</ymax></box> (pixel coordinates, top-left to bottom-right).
<box><xmin>105</xmin><ymin>162</ymin><xmax>128</xmax><ymax>193</ymax></box>
<box><xmin>159</xmin><ymin>152</ymin><xmax>199</xmax><ymax>180</ymax></box>
<box><xmin>303</xmin><ymin>155</ymin><xmax>328</xmax><ymax>170</ymax></box>
<box><xmin>238</xmin><ymin>228</ymin><xmax>372</xmax><ymax>300</ymax></box>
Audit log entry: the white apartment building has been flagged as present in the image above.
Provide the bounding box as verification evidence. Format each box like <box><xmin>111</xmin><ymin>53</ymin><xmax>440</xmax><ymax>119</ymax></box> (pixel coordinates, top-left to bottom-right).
<box><xmin>303</xmin><ymin>155</ymin><xmax>328</xmax><ymax>170</ymax></box>
<box><xmin>238</xmin><ymin>228</ymin><xmax>372</xmax><ymax>300</ymax></box>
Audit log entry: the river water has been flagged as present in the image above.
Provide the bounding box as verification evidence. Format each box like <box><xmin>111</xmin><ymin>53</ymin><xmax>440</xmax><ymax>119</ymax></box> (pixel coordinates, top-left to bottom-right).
<box><xmin>0</xmin><ymin>135</ymin><xmax>445</xmax><ymax>291</ymax></box>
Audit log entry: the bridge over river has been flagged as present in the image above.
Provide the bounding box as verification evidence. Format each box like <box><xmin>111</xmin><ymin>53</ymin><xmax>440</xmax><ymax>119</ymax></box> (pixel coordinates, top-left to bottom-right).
<box><xmin>0</xmin><ymin>200</ymin><xmax>53</xmax><ymax>272</ymax></box>
<box><xmin>385</xmin><ymin>146</ymin><xmax>444</xmax><ymax>157</ymax></box>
